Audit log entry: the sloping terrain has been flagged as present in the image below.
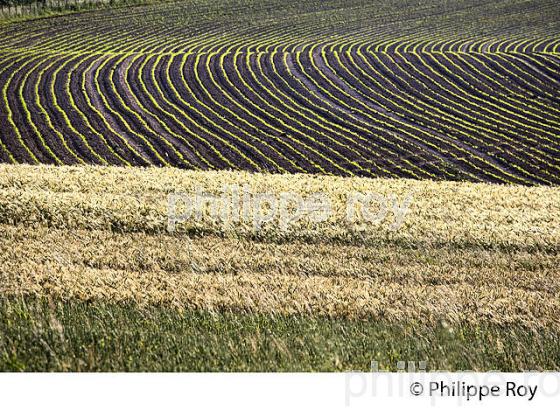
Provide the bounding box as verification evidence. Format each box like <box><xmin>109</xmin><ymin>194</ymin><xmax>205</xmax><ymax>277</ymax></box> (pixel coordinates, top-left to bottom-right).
<box><xmin>0</xmin><ymin>0</ymin><xmax>559</xmax><ymax>183</ymax></box>
<box><xmin>1</xmin><ymin>0</ymin><xmax>559</xmax><ymax>371</ymax></box>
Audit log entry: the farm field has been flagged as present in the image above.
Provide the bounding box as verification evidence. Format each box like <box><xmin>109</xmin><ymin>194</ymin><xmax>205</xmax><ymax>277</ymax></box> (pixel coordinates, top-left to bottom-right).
<box><xmin>0</xmin><ymin>0</ymin><xmax>559</xmax><ymax>372</ymax></box>
<box><xmin>0</xmin><ymin>0</ymin><xmax>559</xmax><ymax>184</ymax></box>
<box><xmin>0</xmin><ymin>165</ymin><xmax>559</xmax><ymax>370</ymax></box>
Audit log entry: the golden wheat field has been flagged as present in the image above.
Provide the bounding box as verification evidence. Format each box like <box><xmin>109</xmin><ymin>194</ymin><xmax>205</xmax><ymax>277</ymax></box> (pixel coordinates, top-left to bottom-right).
<box><xmin>1</xmin><ymin>164</ymin><xmax>559</xmax><ymax>332</ymax></box>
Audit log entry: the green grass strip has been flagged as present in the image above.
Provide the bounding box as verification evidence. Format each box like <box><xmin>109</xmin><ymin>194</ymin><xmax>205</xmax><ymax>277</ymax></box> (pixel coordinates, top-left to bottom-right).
<box><xmin>1</xmin><ymin>296</ymin><xmax>559</xmax><ymax>372</ymax></box>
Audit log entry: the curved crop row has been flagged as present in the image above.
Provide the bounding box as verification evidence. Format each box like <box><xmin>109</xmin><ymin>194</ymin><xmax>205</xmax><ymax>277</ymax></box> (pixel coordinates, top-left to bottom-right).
<box><xmin>0</xmin><ymin>0</ymin><xmax>558</xmax><ymax>184</ymax></box>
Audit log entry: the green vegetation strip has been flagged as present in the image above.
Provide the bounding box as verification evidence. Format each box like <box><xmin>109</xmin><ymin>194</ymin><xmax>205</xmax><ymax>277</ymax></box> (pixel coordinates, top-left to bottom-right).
<box><xmin>1</xmin><ymin>296</ymin><xmax>559</xmax><ymax>372</ymax></box>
